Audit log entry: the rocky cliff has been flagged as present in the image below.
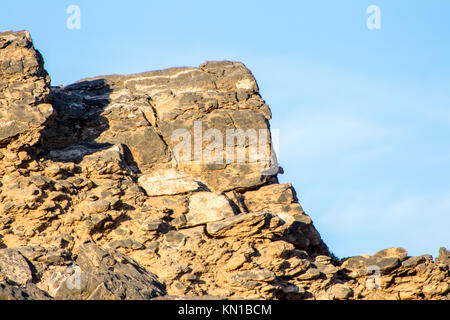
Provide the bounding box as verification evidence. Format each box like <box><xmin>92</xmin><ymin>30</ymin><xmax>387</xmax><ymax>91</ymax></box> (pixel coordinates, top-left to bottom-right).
<box><xmin>0</xmin><ymin>30</ymin><xmax>448</xmax><ymax>300</ymax></box>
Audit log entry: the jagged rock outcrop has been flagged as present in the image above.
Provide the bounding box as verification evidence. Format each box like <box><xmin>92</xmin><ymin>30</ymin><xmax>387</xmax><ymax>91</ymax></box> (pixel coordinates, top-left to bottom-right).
<box><xmin>0</xmin><ymin>30</ymin><xmax>448</xmax><ymax>300</ymax></box>
<box><xmin>0</xmin><ymin>31</ymin><xmax>53</xmax><ymax>151</ymax></box>
<box><xmin>41</xmin><ymin>59</ymin><xmax>275</xmax><ymax>192</ymax></box>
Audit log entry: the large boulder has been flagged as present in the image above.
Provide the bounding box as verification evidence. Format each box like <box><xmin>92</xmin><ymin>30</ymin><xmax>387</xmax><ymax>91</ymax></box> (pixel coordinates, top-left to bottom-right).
<box><xmin>50</xmin><ymin>243</ymin><xmax>166</xmax><ymax>300</ymax></box>
<box><xmin>41</xmin><ymin>61</ymin><xmax>276</xmax><ymax>191</ymax></box>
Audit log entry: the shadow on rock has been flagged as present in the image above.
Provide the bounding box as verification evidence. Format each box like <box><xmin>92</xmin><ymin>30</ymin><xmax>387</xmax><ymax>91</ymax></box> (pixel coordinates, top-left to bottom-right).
<box><xmin>38</xmin><ymin>78</ymin><xmax>117</xmax><ymax>164</ymax></box>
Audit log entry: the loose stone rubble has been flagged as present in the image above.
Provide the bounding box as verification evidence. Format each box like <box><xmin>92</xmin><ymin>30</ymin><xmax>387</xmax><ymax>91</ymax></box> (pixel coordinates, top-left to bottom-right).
<box><xmin>0</xmin><ymin>30</ymin><xmax>448</xmax><ymax>300</ymax></box>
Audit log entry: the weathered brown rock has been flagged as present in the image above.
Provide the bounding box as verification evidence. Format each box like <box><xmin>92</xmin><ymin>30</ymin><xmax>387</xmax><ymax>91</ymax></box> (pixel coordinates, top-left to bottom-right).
<box><xmin>0</xmin><ymin>30</ymin><xmax>448</xmax><ymax>301</ymax></box>
<box><xmin>206</xmin><ymin>212</ymin><xmax>283</xmax><ymax>239</ymax></box>
<box><xmin>0</xmin><ymin>283</ymin><xmax>51</xmax><ymax>300</ymax></box>
<box><xmin>138</xmin><ymin>168</ymin><xmax>200</xmax><ymax>196</ymax></box>
<box><xmin>0</xmin><ymin>30</ymin><xmax>53</xmax><ymax>151</ymax></box>
<box><xmin>186</xmin><ymin>192</ymin><xmax>235</xmax><ymax>226</ymax></box>
<box><xmin>0</xmin><ymin>248</ymin><xmax>32</xmax><ymax>286</ymax></box>
<box><xmin>49</xmin><ymin>242</ymin><xmax>166</xmax><ymax>300</ymax></box>
<box><xmin>41</xmin><ymin>60</ymin><xmax>275</xmax><ymax>192</ymax></box>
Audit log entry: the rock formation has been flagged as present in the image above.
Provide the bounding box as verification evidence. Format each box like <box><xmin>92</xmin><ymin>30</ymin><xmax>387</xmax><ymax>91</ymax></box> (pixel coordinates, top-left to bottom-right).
<box><xmin>0</xmin><ymin>30</ymin><xmax>448</xmax><ymax>300</ymax></box>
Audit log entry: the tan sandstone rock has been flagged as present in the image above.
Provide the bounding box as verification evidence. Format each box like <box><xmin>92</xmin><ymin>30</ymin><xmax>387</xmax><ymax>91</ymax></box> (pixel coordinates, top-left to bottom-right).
<box><xmin>185</xmin><ymin>192</ymin><xmax>235</xmax><ymax>226</ymax></box>
<box><xmin>0</xmin><ymin>30</ymin><xmax>447</xmax><ymax>301</ymax></box>
<box><xmin>138</xmin><ymin>168</ymin><xmax>201</xmax><ymax>196</ymax></box>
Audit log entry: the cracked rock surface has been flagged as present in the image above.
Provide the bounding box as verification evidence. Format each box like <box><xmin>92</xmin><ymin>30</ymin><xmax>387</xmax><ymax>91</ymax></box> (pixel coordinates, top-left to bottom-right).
<box><xmin>0</xmin><ymin>30</ymin><xmax>448</xmax><ymax>300</ymax></box>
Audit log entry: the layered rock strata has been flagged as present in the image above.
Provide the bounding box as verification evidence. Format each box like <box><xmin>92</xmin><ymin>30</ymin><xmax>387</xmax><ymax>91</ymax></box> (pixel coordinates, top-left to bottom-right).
<box><xmin>0</xmin><ymin>30</ymin><xmax>448</xmax><ymax>300</ymax></box>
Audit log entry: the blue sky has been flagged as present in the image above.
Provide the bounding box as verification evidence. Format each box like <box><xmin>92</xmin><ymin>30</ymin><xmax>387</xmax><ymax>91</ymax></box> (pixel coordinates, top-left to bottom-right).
<box><xmin>1</xmin><ymin>1</ymin><xmax>449</xmax><ymax>258</ymax></box>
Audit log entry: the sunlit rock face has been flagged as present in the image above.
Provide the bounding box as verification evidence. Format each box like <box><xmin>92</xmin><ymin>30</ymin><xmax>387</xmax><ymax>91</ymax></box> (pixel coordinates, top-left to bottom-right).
<box><xmin>0</xmin><ymin>30</ymin><xmax>53</xmax><ymax>150</ymax></box>
<box><xmin>0</xmin><ymin>30</ymin><xmax>448</xmax><ymax>300</ymax></box>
